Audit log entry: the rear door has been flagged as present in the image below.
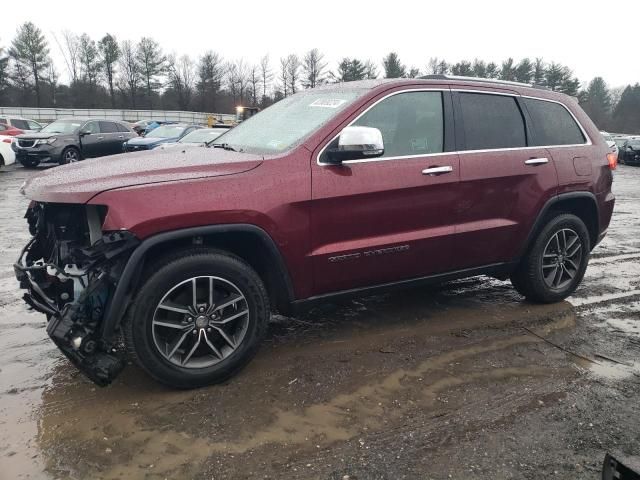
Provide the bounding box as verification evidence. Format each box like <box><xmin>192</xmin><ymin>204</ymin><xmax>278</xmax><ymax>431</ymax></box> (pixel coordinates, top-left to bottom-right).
<box><xmin>98</xmin><ymin>121</ymin><xmax>123</xmax><ymax>155</ymax></box>
<box><xmin>310</xmin><ymin>88</ymin><xmax>460</xmax><ymax>295</ymax></box>
<box><xmin>450</xmin><ymin>90</ymin><xmax>558</xmax><ymax>269</ymax></box>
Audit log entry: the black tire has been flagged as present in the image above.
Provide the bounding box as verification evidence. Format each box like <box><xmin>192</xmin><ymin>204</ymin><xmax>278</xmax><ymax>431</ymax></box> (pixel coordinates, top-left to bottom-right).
<box><xmin>511</xmin><ymin>214</ymin><xmax>590</xmax><ymax>303</ymax></box>
<box><xmin>19</xmin><ymin>158</ymin><xmax>40</xmax><ymax>168</ymax></box>
<box><xmin>123</xmin><ymin>248</ymin><xmax>269</xmax><ymax>389</ymax></box>
<box><xmin>60</xmin><ymin>147</ymin><xmax>81</xmax><ymax>165</ymax></box>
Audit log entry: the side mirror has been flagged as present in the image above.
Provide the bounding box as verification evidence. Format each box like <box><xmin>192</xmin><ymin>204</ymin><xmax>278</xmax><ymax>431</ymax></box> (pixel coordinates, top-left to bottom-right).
<box><xmin>325</xmin><ymin>126</ymin><xmax>384</xmax><ymax>164</ymax></box>
<box><xmin>79</xmin><ymin>129</ymin><xmax>91</xmax><ymax>137</ymax></box>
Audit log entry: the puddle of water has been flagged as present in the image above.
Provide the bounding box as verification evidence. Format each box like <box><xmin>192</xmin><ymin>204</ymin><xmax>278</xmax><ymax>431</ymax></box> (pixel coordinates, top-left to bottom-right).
<box><xmin>589</xmin><ymin>361</ymin><xmax>640</xmax><ymax>381</ymax></box>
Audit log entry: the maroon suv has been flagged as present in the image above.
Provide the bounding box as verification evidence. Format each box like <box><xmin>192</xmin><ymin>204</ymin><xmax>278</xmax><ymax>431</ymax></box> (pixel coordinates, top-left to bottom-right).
<box><xmin>15</xmin><ymin>77</ymin><xmax>616</xmax><ymax>388</ymax></box>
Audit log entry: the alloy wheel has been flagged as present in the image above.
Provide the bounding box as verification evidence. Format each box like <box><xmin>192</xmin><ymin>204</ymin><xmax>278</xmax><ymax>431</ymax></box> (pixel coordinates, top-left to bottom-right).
<box><xmin>151</xmin><ymin>276</ymin><xmax>250</xmax><ymax>368</ymax></box>
<box><xmin>65</xmin><ymin>149</ymin><xmax>79</xmax><ymax>163</ymax></box>
<box><xmin>541</xmin><ymin>228</ymin><xmax>582</xmax><ymax>290</ymax></box>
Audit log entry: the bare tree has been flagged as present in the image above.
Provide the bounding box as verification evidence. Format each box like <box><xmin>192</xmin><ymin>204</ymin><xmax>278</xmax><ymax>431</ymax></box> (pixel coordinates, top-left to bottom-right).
<box><xmin>302</xmin><ymin>48</ymin><xmax>326</xmax><ymax>89</ymax></box>
<box><xmin>279</xmin><ymin>56</ymin><xmax>290</xmax><ymax>97</ymax></box>
<box><xmin>117</xmin><ymin>40</ymin><xmax>141</xmax><ymax>109</ymax></box>
<box><xmin>59</xmin><ymin>31</ymin><xmax>80</xmax><ymax>84</ymax></box>
<box><xmin>259</xmin><ymin>54</ymin><xmax>273</xmax><ymax>103</ymax></box>
<box><xmin>78</xmin><ymin>33</ymin><xmax>100</xmax><ymax>105</ymax></box>
<box><xmin>167</xmin><ymin>54</ymin><xmax>195</xmax><ymax>110</ymax></box>
<box><xmin>248</xmin><ymin>64</ymin><xmax>260</xmax><ymax>105</ymax></box>
<box><xmin>286</xmin><ymin>54</ymin><xmax>300</xmax><ymax>95</ymax></box>
<box><xmin>227</xmin><ymin>58</ymin><xmax>248</xmax><ymax>104</ymax></box>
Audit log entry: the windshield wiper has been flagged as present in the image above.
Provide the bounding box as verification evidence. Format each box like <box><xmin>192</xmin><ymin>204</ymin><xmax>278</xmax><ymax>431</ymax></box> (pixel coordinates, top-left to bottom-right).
<box><xmin>210</xmin><ymin>142</ymin><xmax>237</xmax><ymax>152</ymax></box>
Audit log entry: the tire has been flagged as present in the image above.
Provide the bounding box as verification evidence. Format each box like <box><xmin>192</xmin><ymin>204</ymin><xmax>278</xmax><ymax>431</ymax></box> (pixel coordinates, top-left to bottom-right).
<box><xmin>123</xmin><ymin>248</ymin><xmax>269</xmax><ymax>389</ymax></box>
<box><xmin>19</xmin><ymin>158</ymin><xmax>40</xmax><ymax>168</ymax></box>
<box><xmin>60</xmin><ymin>147</ymin><xmax>81</xmax><ymax>165</ymax></box>
<box><xmin>511</xmin><ymin>213</ymin><xmax>590</xmax><ymax>303</ymax></box>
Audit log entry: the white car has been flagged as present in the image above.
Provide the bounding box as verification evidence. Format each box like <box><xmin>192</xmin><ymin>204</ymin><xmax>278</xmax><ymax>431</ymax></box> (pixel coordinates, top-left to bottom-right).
<box><xmin>600</xmin><ymin>131</ymin><xmax>617</xmax><ymax>154</ymax></box>
<box><xmin>154</xmin><ymin>127</ymin><xmax>231</xmax><ymax>150</ymax></box>
<box><xmin>0</xmin><ymin>116</ymin><xmax>43</xmax><ymax>134</ymax></box>
<box><xmin>0</xmin><ymin>135</ymin><xmax>16</xmax><ymax>168</ymax></box>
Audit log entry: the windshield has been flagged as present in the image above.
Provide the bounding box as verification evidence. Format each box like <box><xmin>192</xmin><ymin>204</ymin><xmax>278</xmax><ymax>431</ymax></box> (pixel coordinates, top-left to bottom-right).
<box><xmin>180</xmin><ymin>128</ymin><xmax>227</xmax><ymax>143</ymax></box>
<box><xmin>146</xmin><ymin>125</ymin><xmax>186</xmax><ymax>138</ymax></box>
<box><xmin>628</xmin><ymin>140</ymin><xmax>640</xmax><ymax>148</ymax></box>
<box><xmin>41</xmin><ymin>119</ymin><xmax>82</xmax><ymax>134</ymax></box>
<box><xmin>615</xmin><ymin>139</ymin><xmax>627</xmax><ymax>146</ymax></box>
<box><xmin>214</xmin><ymin>89</ymin><xmax>366</xmax><ymax>154</ymax></box>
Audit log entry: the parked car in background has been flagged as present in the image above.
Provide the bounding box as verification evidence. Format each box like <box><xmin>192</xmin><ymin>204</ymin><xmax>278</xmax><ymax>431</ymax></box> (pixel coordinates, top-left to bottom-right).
<box><xmin>614</xmin><ymin>137</ymin><xmax>629</xmax><ymax>163</ymax></box>
<box><xmin>0</xmin><ymin>117</ymin><xmax>43</xmax><ymax>133</ymax></box>
<box><xmin>0</xmin><ymin>123</ymin><xmax>24</xmax><ymax>136</ymax></box>
<box><xmin>154</xmin><ymin>126</ymin><xmax>231</xmax><ymax>150</ymax></box>
<box><xmin>14</xmin><ymin>77</ymin><xmax>615</xmax><ymax>388</ymax></box>
<box><xmin>131</xmin><ymin>120</ymin><xmax>176</xmax><ymax>136</ymax></box>
<box><xmin>0</xmin><ymin>135</ymin><xmax>16</xmax><ymax>168</ymax></box>
<box><xmin>123</xmin><ymin>124</ymin><xmax>202</xmax><ymax>152</ymax></box>
<box><xmin>600</xmin><ymin>131</ymin><xmax>617</xmax><ymax>154</ymax></box>
<box><xmin>13</xmin><ymin>118</ymin><xmax>137</xmax><ymax>167</ymax></box>
<box><xmin>622</xmin><ymin>137</ymin><xmax>640</xmax><ymax>166</ymax></box>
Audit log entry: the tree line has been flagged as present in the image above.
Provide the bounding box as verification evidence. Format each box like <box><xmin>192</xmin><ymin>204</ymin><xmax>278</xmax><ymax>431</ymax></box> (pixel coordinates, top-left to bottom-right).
<box><xmin>0</xmin><ymin>22</ymin><xmax>638</xmax><ymax>133</ymax></box>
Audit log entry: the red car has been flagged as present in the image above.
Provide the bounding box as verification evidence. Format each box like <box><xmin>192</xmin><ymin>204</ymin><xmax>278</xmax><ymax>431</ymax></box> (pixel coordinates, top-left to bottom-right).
<box><xmin>0</xmin><ymin>123</ymin><xmax>24</xmax><ymax>136</ymax></box>
<box><xmin>15</xmin><ymin>76</ymin><xmax>616</xmax><ymax>388</ymax></box>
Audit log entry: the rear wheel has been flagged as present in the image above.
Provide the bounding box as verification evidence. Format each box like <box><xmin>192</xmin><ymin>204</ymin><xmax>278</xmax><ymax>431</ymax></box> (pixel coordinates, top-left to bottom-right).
<box><xmin>124</xmin><ymin>249</ymin><xmax>269</xmax><ymax>388</ymax></box>
<box><xmin>511</xmin><ymin>214</ymin><xmax>590</xmax><ymax>303</ymax></box>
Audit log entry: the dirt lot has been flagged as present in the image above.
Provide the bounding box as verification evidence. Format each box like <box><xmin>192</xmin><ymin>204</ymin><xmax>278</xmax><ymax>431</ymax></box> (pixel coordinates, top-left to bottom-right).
<box><xmin>0</xmin><ymin>163</ymin><xmax>639</xmax><ymax>480</ymax></box>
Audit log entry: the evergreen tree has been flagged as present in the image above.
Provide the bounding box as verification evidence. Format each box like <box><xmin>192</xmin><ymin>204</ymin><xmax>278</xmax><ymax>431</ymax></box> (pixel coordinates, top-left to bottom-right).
<box><xmin>363</xmin><ymin>60</ymin><xmax>378</xmax><ymax>79</ymax></box>
<box><xmin>332</xmin><ymin>58</ymin><xmax>367</xmax><ymax>82</ymax></box>
<box><xmin>532</xmin><ymin>58</ymin><xmax>546</xmax><ymax>85</ymax></box>
<box><xmin>0</xmin><ymin>42</ymin><xmax>8</xmax><ymax>103</ymax></box>
<box><xmin>612</xmin><ymin>84</ymin><xmax>640</xmax><ymax>133</ymax></box>
<box><xmin>485</xmin><ymin>62</ymin><xmax>499</xmax><ymax>78</ymax></box>
<box><xmin>471</xmin><ymin>59</ymin><xmax>487</xmax><ymax>78</ymax></box>
<box><xmin>383</xmin><ymin>52</ymin><xmax>406</xmax><ymax>78</ymax></box>
<box><xmin>98</xmin><ymin>34</ymin><xmax>120</xmax><ymax>108</ymax></box>
<box><xmin>514</xmin><ymin>58</ymin><xmax>533</xmax><ymax>83</ymax></box>
<box><xmin>451</xmin><ymin>61</ymin><xmax>472</xmax><ymax>76</ymax></box>
<box><xmin>580</xmin><ymin>77</ymin><xmax>611</xmax><ymax>128</ymax></box>
<box><xmin>499</xmin><ymin>58</ymin><xmax>516</xmax><ymax>81</ymax></box>
<box><xmin>136</xmin><ymin>37</ymin><xmax>164</xmax><ymax>108</ymax></box>
<box><xmin>10</xmin><ymin>22</ymin><xmax>49</xmax><ymax>107</ymax></box>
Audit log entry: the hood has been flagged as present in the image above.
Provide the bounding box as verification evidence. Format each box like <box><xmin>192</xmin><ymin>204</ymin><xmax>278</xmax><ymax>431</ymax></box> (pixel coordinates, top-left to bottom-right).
<box><xmin>127</xmin><ymin>136</ymin><xmax>174</xmax><ymax>146</ymax></box>
<box><xmin>157</xmin><ymin>142</ymin><xmax>203</xmax><ymax>150</ymax></box>
<box><xmin>23</xmin><ymin>146</ymin><xmax>263</xmax><ymax>204</ymax></box>
<box><xmin>16</xmin><ymin>132</ymin><xmax>59</xmax><ymax>140</ymax></box>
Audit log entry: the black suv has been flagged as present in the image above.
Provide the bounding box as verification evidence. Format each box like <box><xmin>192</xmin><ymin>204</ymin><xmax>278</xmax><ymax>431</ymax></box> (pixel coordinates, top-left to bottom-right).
<box><xmin>621</xmin><ymin>137</ymin><xmax>640</xmax><ymax>166</ymax></box>
<box><xmin>13</xmin><ymin>118</ymin><xmax>137</xmax><ymax>167</ymax></box>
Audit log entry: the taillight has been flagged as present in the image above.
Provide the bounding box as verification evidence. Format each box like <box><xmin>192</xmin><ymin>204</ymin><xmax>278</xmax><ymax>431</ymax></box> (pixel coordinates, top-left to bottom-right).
<box><xmin>607</xmin><ymin>152</ymin><xmax>618</xmax><ymax>170</ymax></box>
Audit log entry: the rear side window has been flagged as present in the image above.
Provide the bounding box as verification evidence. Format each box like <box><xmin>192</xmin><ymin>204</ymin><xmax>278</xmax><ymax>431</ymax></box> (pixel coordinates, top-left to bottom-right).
<box><xmin>459</xmin><ymin>93</ymin><xmax>526</xmax><ymax>150</ymax></box>
<box><xmin>523</xmin><ymin>98</ymin><xmax>586</xmax><ymax>146</ymax></box>
<box><xmin>352</xmin><ymin>91</ymin><xmax>444</xmax><ymax>157</ymax></box>
<box><xmin>99</xmin><ymin>121</ymin><xmax>119</xmax><ymax>133</ymax></box>
<box><xmin>116</xmin><ymin>123</ymin><xmax>131</xmax><ymax>133</ymax></box>
<box><xmin>11</xmin><ymin>119</ymin><xmax>29</xmax><ymax>130</ymax></box>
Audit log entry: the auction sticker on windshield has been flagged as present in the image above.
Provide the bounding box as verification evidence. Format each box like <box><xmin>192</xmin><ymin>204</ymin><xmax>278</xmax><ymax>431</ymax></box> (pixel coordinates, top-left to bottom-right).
<box><xmin>309</xmin><ymin>98</ymin><xmax>347</xmax><ymax>108</ymax></box>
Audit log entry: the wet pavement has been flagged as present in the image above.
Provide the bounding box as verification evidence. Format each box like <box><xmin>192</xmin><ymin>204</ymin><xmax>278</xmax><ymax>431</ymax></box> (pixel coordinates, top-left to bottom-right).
<box><xmin>0</xmin><ymin>163</ymin><xmax>639</xmax><ymax>479</ymax></box>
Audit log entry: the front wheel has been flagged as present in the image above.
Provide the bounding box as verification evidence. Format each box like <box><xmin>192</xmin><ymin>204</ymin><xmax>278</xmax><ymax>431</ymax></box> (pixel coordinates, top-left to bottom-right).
<box><xmin>511</xmin><ymin>214</ymin><xmax>590</xmax><ymax>303</ymax></box>
<box><xmin>123</xmin><ymin>249</ymin><xmax>269</xmax><ymax>388</ymax></box>
<box><xmin>60</xmin><ymin>147</ymin><xmax>81</xmax><ymax>164</ymax></box>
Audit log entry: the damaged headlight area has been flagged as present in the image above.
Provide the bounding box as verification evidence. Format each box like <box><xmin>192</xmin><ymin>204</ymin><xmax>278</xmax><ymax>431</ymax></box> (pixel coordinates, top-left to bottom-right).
<box><xmin>14</xmin><ymin>202</ymin><xmax>139</xmax><ymax>386</ymax></box>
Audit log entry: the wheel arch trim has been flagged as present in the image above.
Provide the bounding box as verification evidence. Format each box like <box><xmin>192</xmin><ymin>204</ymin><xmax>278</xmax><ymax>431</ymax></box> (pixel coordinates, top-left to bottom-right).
<box><xmin>518</xmin><ymin>191</ymin><xmax>600</xmax><ymax>260</ymax></box>
<box><xmin>101</xmin><ymin>223</ymin><xmax>295</xmax><ymax>340</ymax></box>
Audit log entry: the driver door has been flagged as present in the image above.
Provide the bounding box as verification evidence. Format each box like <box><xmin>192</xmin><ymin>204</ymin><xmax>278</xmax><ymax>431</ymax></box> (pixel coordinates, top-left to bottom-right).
<box><xmin>310</xmin><ymin>88</ymin><xmax>459</xmax><ymax>295</ymax></box>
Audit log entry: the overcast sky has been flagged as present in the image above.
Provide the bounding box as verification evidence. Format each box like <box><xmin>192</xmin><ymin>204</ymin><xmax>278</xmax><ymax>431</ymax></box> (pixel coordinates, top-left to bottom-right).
<box><xmin>4</xmin><ymin>0</ymin><xmax>639</xmax><ymax>88</ymax></box>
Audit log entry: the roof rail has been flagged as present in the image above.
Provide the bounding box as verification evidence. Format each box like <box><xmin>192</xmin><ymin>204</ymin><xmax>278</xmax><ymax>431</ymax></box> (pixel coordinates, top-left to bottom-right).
<box><xmin>419</xmin><ymin>74</ymin><xmax>549</xmax><ymax>90</ymax></box>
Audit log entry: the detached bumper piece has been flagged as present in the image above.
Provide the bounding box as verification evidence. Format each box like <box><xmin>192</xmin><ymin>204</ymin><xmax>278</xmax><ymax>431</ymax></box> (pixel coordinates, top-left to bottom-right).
<box><xmin>14</xmin><ymin>203</ymin><xmax>139</xmax><ymax>386</ymax></box>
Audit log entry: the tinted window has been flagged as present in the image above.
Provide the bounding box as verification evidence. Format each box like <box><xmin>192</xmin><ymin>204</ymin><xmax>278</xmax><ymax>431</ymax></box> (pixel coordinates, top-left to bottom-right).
<box><xmin>459</xmin><ymin>93</ymin><xmax>526</xmax><ymax>150</ymax></box>
<box><xmin>11</xmin><ymin>119</ymin><xmax>29</xmax><ymax>130</ymax></box>
<box><xmin>352</xmin><ymin>91</ymin><xmax>444</xmax><ymax>157</ymax></box>
<box><xmin>524</xmin><ymin>98</ymin><xmax>585</xmax><ymax>146</ymax></box>
<box><xmin>116</xmin><ymin>123</ymin><xmax>131</xmax><ymax>133</ymax></box>
<box><xmin>99</xmin><ymin>121</ymin><xmax>119</xmax><ymax>133</ymax></box>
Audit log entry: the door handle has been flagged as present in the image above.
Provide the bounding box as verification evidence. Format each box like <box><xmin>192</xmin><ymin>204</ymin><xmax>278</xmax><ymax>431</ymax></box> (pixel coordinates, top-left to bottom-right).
<box><xmin>97</xmin><ymin>136</ymin><xmax>105</xmax><ymax>140</ymax></box>
<box><xmin>524</xmin><ymin>157</ymin><xmax>549</xmax><ymax>165</ymax></box>
<box><xmin>422</xmin><ymin>166</ymin><xmax>453</xmax><ymax>175</ymax></box>
<box><xmin>118</xmin><ymin>135</ymin><xmax>124</xmax><ymax>139</ymax></box>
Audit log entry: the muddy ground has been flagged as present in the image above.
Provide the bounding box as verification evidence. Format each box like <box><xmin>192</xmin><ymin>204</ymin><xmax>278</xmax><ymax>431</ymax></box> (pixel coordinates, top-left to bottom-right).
<box><xmin>0</xmin><ymin>163</ymin><xmax>639</xmax><ymax>480</ymax></box>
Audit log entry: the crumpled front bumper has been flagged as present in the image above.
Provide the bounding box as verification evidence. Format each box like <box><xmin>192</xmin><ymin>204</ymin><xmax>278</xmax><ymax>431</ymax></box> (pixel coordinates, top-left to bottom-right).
<box><xmin>14</xmin><ymin>229</ymin><xmax>139</xmax><ymax>386</ymax></box>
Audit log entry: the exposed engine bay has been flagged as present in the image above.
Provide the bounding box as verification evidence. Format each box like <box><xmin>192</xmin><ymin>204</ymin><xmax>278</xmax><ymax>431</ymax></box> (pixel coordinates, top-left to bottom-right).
<box><xmin>14</xmin><ymin>202</ymin><xmax>139</xmax><ymax>386</ymax></box>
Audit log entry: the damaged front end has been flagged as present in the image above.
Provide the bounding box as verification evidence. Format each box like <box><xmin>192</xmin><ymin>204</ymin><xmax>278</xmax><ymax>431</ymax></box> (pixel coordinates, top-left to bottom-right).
<box><xmin>14</xmin><ymin>202</ymin><xmax>139</xmax><ymax>386</ymax></box>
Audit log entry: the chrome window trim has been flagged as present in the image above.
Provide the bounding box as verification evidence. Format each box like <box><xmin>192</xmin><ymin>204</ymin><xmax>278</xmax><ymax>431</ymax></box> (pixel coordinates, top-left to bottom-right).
<box><xmin>316</xmin><ymin>87</ymin><xmax>592</xmax><ymax>166</ymax></box>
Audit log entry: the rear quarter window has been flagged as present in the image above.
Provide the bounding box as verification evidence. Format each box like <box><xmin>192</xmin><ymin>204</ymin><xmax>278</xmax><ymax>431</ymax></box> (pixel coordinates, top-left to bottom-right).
<box><xmin>523</xmin><ymin>98</ymin><xmax>586</xmax><ymax>146</ymax></box>
<box><xmin>11</xmin><ymin>119</ymin><xmax>29</xmax><ymax>130</ymax></box>
<box><xmin>458</xmin><ymin>93</ymin><xmax>526</xmax><ymax>150</ymax></box>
